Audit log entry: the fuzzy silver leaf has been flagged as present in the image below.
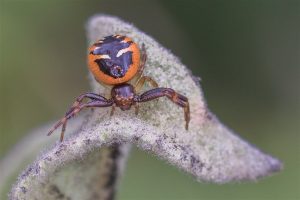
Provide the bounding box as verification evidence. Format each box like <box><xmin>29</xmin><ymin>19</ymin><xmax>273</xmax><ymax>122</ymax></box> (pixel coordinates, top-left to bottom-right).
<box><xmin>5</xmin><ymin>15</ymin><xmax>282</xmax><ymax>200</ymax></box>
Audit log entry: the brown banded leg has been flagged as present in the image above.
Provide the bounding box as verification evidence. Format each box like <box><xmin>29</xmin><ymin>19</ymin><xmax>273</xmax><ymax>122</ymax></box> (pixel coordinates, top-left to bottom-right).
<box><xmin>60</xmin><ymin>120</ymin><xmax>67</xmax><ymax>142</ymax></box>
<box><xmin>48</xmin><ymin>97</ymin><xmax>113</xmax><ymax>142</ymax></box>
<box><xmin>71</xmin><ymin>93</ymin><xmax>109</xmax><ymax>108</ymax></box>
<box><xmin>58</xmin><ymin>93</ymin><xmax>110</xmax><ymax>141</ymax></box>
<box><xmin>134</xmin><ymin>103</ymin><xmax>139</xmax><ymax>115</ymax></box>
<box><xmin>136</xmin><ymin>88</ymin><xmax>190</xmax><ymax>130</ymax></box>
<box><xmin>134</xmin><ymin>44</ymin><xmax>158</xmax><ymax>92</ymax></box>
<box><xmin>110</xmin><ymin>105</ymin><xmax>115</xmax><ymax>116</ymax></box>
<box><xmin>135</xmin><ymin>76</ymin><xmax>159</xmax><ymax>93</ymax></box>
<box><xmin>140</xmin><ymin>43</ymin><xmax>147</xmax><ymax>71</ymax></box>
<box><xmin>135</xmin><ymin>44</ymin><xmax>159</xmax><ymax>92</ymax></box>
<box><xmin>133</xmin><ymin>44</ymin><xmax>148</xmax><ymax>84</ymax></box>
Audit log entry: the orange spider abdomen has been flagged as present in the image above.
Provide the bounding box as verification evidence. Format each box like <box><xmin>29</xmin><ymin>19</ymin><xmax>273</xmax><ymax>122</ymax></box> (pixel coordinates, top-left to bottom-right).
<box><xmin>88</xmin><ymin>35</ymin><xmax>140</xmax><ymax>85</ymax></box>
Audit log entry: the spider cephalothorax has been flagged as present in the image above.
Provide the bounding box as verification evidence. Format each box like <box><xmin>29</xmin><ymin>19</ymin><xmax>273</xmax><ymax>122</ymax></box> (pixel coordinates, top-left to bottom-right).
<box><xmin>48</xmin><ymin>35</ymin><xmax>190</xmax><ymax>142</ymax></box>
<box><xmin>111</xmin><ymin>83</ymin><xmax>136</xmax><ymax>111</ymax></box>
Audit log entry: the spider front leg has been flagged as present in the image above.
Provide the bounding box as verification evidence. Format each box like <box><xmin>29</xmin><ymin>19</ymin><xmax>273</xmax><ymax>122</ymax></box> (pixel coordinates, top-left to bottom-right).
<box><xmin>70</xmin><ymin>93</ymin><xmax>110</xmax><ymax>108</ymax></box>
<box><xmin>56</xmin><ymin>93</ymin><xmax>111</xmax><ymax>141</ymax></box>
<box><xmin>47</xmin><ymin>94</ymin><xmax>113</xmax><ymax>142</ymax></box>
<box><xmin>136</xmin><ymin>88</ymin><xmax>190</xmax><ymax>130</ymax></box>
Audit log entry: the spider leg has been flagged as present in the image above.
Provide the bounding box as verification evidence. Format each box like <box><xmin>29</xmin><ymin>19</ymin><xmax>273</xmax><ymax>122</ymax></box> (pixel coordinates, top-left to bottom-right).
<box><xmin>139</xmin><ymin>43</ymin><xmax>147</xmax><ymax>73</ymax></box>
<box><xmin>47</xmin><ymin>98</ymin><xmax>113</xmax><ymax>142</ymax></box>
<box><xmin>71</xmin><ymin>93</ymin><xmax>110</xmax><ymax>108</ymax></box>
<box><xmin>132</xmin><ymin>44</ymin><xmax>148</xmax><ymax>85</ymax></box>
<box><xmin>56</xmin><ymin>92</ymin><xmax>110</xmax><ymax>141</ymax></box>
<box><xmin>60</xmin><ymin>119</ymin><xmax>67</xmax><ymax>142</ymax></box>
<box><xmin>135</xmin><ymin>76</ymin><xmax>158</xmax><ymax>93</ymax></box>
<box><xmin>133</xmin><ymin>44</ymin><xmax>158</xmax><ymax>93</ymax></box>
<box><xmin>134</xmin><ymin>103</ymin><xmax>139</xmax><ymax>115</ymax></box>
<box><xmin>136</xmin><ymin>88</ymin><xmax>190</xmax><ymax>130</ymax></box>
<box><xmin>110</xmin><ymin>105</ymin><xmax>115</xmax><ymax>116</ymax></box>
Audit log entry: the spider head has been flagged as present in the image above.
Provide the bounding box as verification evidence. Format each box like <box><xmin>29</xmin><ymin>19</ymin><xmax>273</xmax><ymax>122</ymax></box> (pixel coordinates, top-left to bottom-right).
<box><xmin>112</xmin><ymin>83</ymin><xmax>136</xmax><ymax>110</ymax></box>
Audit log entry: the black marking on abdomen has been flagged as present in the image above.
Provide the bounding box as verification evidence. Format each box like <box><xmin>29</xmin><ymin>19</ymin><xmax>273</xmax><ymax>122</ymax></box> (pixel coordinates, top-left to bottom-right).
<box><xmin>91</xmin><ymin>35</ymin><xmax>134</xmax><ymax>78</ymax></box>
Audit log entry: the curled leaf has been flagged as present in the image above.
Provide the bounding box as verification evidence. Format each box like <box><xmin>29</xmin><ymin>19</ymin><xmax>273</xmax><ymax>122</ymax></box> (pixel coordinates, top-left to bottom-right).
<box><xmin>6</xmin><ymin>15</ymin><xmax>282</xmax><ymax>200</ymax></box>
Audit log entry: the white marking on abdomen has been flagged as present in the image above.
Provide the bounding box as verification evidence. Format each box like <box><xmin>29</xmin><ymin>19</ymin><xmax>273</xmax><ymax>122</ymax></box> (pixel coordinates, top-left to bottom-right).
<box><xmin>116</xmin><ymin>48</ymin><xmax>130</xmax><ymax>57</ymax></box>
<box><xmin>99</xmin><ymin>54</ymin><xmax>111</xmax><ymax>59</ymax></box>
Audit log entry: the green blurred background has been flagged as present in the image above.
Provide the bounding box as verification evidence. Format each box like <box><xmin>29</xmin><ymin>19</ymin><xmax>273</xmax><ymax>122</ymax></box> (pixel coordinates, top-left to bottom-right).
<box><xmin>1</xmin><ymin>0</ymin><xmax>299</xmax><ymax>199</ymax></box>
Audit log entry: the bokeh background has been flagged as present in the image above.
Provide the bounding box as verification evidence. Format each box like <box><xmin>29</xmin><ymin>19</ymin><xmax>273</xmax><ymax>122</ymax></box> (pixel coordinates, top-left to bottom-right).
<box><xmin>1</xmin><ymin>0</ymin><xmax>299</xmax><ymax>199</ymax></box>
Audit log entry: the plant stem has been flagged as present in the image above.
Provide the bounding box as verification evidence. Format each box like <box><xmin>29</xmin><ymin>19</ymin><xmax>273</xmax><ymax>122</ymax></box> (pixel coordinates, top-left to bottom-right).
<box><xmin>95</xmin><ymin>144</ymin><xmax>130</xmax><ymax>200</ymax></box>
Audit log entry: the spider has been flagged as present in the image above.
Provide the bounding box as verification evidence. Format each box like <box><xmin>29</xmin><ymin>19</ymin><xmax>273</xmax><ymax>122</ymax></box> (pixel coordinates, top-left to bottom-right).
<box><xmin>47</xmin><ymin>35</ymin><xmax>190</xmax><ymax>142</ymax></box>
